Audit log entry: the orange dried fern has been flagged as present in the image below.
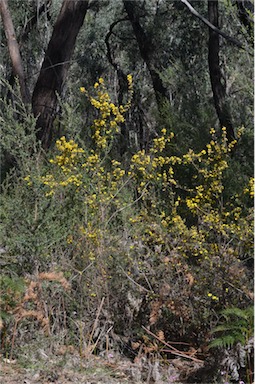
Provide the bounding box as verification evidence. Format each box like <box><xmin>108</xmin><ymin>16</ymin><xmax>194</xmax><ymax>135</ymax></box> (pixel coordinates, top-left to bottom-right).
<box><xmin>9</xmin><ymin>270</ymin><xmax>70</xmax><ymax>359</ymax></box>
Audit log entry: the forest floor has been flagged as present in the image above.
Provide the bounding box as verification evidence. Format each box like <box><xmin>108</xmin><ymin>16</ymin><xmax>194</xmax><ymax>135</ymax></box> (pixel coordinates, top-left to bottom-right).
<box><xmin>0</xmin><ymin>347</ymin><xmax>205</xmax><ymax>384</ymax></box>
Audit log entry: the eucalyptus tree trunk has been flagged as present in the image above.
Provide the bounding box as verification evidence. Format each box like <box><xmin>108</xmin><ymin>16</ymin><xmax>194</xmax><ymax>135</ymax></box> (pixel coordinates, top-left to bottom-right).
<box><xmin>32</xmin><ymin>0</ymin><xmax>89</xmax><ymax>149</ymax></box>
<box><xmin>0</xmin><ymin>0</ymin><xmax>30</xmax><ymax>103</ymax></box>
<box><xmin>208</xmin><ymin>0</ymin><xmax>235</xmax><ymax>141</ymax></box>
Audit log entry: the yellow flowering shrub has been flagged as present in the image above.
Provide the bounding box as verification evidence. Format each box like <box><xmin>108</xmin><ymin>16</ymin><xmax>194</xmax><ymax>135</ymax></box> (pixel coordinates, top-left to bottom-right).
<box><xmin>124</xmin><ymin>126</ymin><xmax>253</xmax><ymax>343</ymax></box>
<box><xmin>25</xmin><ymin>77</ymin><xmax>253</xmax><ymax>346</ymax></box>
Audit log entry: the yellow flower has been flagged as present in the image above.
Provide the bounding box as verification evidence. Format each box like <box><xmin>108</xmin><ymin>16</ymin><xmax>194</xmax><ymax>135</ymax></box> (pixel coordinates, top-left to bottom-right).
<box><xmin>127</xmin><ymin>74</ymin><xmax>132</xmax><ymax>86</ymax></box>
<box><xmin>80</xmin><ymin>87</ymin><xmax>86</xmax><ymax>93</ymax></box>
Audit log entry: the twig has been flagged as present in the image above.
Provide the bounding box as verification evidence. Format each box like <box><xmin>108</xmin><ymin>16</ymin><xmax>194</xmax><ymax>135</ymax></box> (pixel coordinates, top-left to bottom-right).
<box><xmin>120</xmin><ymin>266</ymin><xmax>153</xmax><ymax>293</ymax></box>
<box><xmin>142</xmin><ymin>326</ymin><xmax>204</xmax><ymax>363</ymax></box>
<box><xmin>141</xmin><ymin>272</ymin><xmax>154</xmax><ymax>293</ymax></box>
<box><xmin>70</xmin><ymin>262</ymin><xmax>94</xmax><ymax>282</ymax></box>
<box><xmin>10</xmin><ymin>320</ymin><xmax>18</xmax><ymax>361</ymax></box>
<box><xmin>224</xmin><ymin>280</ymin><xmax>252</xmax><ymax>299</ymax></box>
<box><xmin>105</xmin><ymin>182</ymin><xmax>150</xmax><ymax>227</ymax></box>
<box><xmin>104</xmin><ymin>175</ymin><xmax>133</xmax><ymax>212</ymax></box>
<box><xmin>88</xmin><ymin>297</ymin><xmax>105</xmax><ymax>349</ymax></box>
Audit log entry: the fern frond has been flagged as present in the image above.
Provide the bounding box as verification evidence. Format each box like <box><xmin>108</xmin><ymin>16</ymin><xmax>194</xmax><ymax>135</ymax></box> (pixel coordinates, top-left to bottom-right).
<box><xmin>221</xmin><ymin>306</ymin><xmax>254</xmax><ymax>321</ymax></box>
<box><xmin>209</xmin><ymin>305</ymin><xmax>254</xmax><ymax>351</ymax></box>
<box><xmin>209</xmin><ymin>335</ymin><xmax>236</xmax><ymax>349</ymax></box>
<box><xmin>212</xmin><ymin>324</ymin><xmax>247</xmax><ymax>334</ymax></box>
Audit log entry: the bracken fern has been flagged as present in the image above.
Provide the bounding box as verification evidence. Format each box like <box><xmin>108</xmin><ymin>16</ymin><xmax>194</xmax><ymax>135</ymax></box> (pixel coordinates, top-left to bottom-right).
<box><xmin>209</xmin><ymin>306</ymin><xmax>254</xmax><ymax>349</ymax></box>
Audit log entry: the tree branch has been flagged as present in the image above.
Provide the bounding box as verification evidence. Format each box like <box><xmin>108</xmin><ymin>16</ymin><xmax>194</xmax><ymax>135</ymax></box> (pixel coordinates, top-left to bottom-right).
<box><xmin>180</xmin><ymin>0</ymin><xmax>244</xmax><ymax>49</ymax></box>
<box><xmin>0</xmin><ymin>0</ymin><xmax>30</xmax><ymax>103</ymax></box>
<box><xmin>123</xmin><ymin>0</ymin><xmax>168</xmax><ymax>106</ymax></box>
<box><xmin>105</xmin><ymin>17</ymin><xmax>129</xmax><ymax>73</ymax></box>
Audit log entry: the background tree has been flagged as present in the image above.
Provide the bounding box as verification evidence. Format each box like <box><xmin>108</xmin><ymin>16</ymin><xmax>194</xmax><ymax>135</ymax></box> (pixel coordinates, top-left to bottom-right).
<box><xmin>123</xmin><ymin>0</ymin><xmax>168</xmax><ymax>108</ymax></box>
<box><xmin>0</xmin><ymin>0</ymin><xmax>29</xmax><ymax>103</ymax></box>
<box><xmin>32</xmin><ymin>0</ymin><xmax>89</xmax><ymax>149</ymax></box>
<box><xmin>208</xmin><ymin>0</ymin><xmax>235</xmax><ymax>141</ymax></box>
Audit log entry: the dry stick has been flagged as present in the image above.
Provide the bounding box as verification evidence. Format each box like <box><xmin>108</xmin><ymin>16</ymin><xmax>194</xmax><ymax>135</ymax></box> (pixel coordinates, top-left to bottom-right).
<box><xmin>70</xmin><ymin>262</ymin><xmax>94</xmax><ymax>282</ymax></box>
<box><xmin>142</xmin><ymin>326</ymin><xmax>204</xmax><ymax>363</ymax></box>
<box><xmin>10</xmin><ymin>320</ymin><xmax>19</xmax><ymax>361</ymax></box>
<box><xmin>224</xmin><ymin>280</ymin><xmax>252</xmax><ymax>299</ymax></box>
<box><xmin>119</xmin><ymin>266</ymin><xmax>153</xmax><ymax>293</ymax></box>
<box><xmin>141</xmin><ymin>272</ymin><xmax>154</xmax><ymax>293</ymax></box>
<box><xmin>146</xmin><ymin>363</ymin><xmax>153</xmax><ymax>384</ymax></box>
<box><xmin>105</xmin><ymin>181</ymin><xmax>150</xmax><ymax>227</ymax></box>
<box><xmin>89</xmin><ymin>327</ymin><xmax>105</xmax><ymax>354</ymax></box>
<box><xmin>87</xmin><ymin>297</ymin><xmax>105</xmax><ymax>351</ymax></box>
<box><xmin>142</xmin><ymin>326</ymin><xmax>183</xmax><ymax>353</ymax></box>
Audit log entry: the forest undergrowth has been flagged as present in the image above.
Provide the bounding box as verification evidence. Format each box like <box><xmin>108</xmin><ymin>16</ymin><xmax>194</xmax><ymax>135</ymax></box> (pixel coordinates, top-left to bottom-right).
<box><xmin>0</xmin><ymin>78</ymin><xmax>254</xmax><ymax>384</ymax></box>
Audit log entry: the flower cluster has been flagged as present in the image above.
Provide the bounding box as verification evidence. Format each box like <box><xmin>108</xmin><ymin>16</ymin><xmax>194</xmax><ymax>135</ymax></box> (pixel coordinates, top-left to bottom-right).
<box><xmin>40</xmin><ymin>77</ymin><xmax>133</xmax><ymax>199</ymax></box>
<box><xmin>130</xmin><ymin>129</ymin><xmax>176</xmax><ymax>193</ymax></box>
<box><xmin>50</xmin><ymin>136</ymin><xmax>84</xmax><ymax>170</ymax></box>
<box><xmin>40</xmin><ymin>136</ymin><xmax>84</xmax><ymax>195</ymax></box>
<box><xmin>244</xmin><ymin>177</ymin><xmax>254</xmax><ymax>197</ymax></box>
<box><xmin>80</xmin><ymin>75</ymin><xmax>133</xmax><ymax>149</ymax></box>
<box><xmin>183</xmin><ymin>128</ymin><xmax>233</xmax><ymax>213</ymax></box>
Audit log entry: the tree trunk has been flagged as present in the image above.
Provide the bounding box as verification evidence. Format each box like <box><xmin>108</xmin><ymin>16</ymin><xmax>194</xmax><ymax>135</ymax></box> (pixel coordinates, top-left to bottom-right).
<box><xmin>5</xmin><ymin>0</ymin><xmax>52</xmax><ymax>101</ymax></box>
<box><xmin>123</xmin><ymin>0</ymin><xmax>168</xmax><ymax>109</ymax></box>
<box><xmin>208</xmin><ymin>0</ymin><xmax>235</xmax><ymax>141</ymax></box>
<box><xmin>32</xmin><ymin>0</ymin><xmax>89</xmax><ymax>149</ymax></box>
<box><xmin>0</xmin><ymin>0</ymin><xmax>30</xmax><ymax>103</ymax></box>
